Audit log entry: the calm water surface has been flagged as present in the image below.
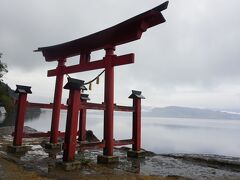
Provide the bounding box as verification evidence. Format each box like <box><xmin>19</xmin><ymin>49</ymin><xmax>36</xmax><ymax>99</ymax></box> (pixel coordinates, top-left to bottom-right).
<box><xmin>23</xmin><ymin>109</ymin><xmax>240</xmax><ymax>157</ymax></box>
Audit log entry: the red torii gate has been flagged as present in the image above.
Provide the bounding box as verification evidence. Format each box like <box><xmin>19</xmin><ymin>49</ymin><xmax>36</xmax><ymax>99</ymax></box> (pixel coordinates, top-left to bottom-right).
<box><xmin>9</xmin><ymin>1</ymin><xmax>168</xmax><ymax>165</ymax></box>
<box><xmin>37</xmin><ymin>1</ymin><xmax>168</xmax><ymax>162</ymax></box>
<box><xmin>37</xmin><ymin>2</ymin><xmax>168</xmax><ymax>143</ymax></box>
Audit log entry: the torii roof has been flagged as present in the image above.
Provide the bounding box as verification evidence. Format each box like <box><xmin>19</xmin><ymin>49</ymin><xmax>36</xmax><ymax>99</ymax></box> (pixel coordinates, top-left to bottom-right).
<box><xmin>35</xmin><ymin>1</ymin><xmax>168</xmax><ymax>62</ymax></box>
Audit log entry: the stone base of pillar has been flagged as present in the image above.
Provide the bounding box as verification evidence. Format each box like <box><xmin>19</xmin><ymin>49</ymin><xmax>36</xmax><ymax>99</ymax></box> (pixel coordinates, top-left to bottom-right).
<box><xmin>7</xmin><ymin>145</ymin><xmax>30</xmax><ymax>154</ymax></box>
<box><xmin>77</xmin><ymin>140</ymin><xmax>88</xmax><ymax>144</ymax></box>
<box><xmin>127</xmin><ymin>150</ymin><xmax>146</xmax><ymax>158</ymax></box>
<box><xmin>56</xmin><ymin>161</ymin><xmax>81</xmax><ymax>171</ymax></box>
<box><xmin>45</xmin><ymin>142</ymin><xmax>62</xmax><ymax>150</ymax></box>
<box><xmin>97</xmin><ymin>155</ymin><xmax>119</xmax><ymax>164</ymax></box>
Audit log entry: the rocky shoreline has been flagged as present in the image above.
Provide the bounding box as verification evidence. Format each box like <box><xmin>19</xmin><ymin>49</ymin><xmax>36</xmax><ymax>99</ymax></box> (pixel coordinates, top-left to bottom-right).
<box><xmin>0</xmin><ymin>126</ymin><xmax>240</xmax><ymax>179</ymax></box>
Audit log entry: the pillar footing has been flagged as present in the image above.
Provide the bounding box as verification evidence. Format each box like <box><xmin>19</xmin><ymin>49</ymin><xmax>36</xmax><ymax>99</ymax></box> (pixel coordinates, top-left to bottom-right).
<box><xmin>45</xmin><ymin>142</ymin><xmax>62</xmax><ymax>150</ymax></box>
<box><xmin>77</xmin><ymin>140</ymin><xmax>87</xmax><ymax>144</ymax></box>
<box><xmin>7</xmin><ymin>145</ymin><xmax>30</xmax><ymax>154</ymax></box>
<box><xmin>56</xmin><ymin>161</ymin><xmax>81</xmax><ymax>171</ymax></box>
<box><xmin>127</xmin><ymin>150</ymin><xmax>146</xmax><ymax>158</ymax></box>
<box><xmin>97</xmin><ymin>155</ymin><xmax>119</xmax><ymax>164</ymax></box>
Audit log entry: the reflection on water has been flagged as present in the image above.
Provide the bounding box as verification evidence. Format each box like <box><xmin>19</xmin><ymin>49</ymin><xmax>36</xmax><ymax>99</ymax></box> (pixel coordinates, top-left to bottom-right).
<box><xmin>1</xmin><ymin>109</ymin><xmax>240</xmax><ymax>157</ymax></box>
<box><xmin>142</xmin><ymin>117</ymin><xmax>240</xmax><ymax>157</ymax></box>
<box><xmin>0</xmin><ymin>108</ymin><xmax>41</xmax><ymax>127</ymax></box>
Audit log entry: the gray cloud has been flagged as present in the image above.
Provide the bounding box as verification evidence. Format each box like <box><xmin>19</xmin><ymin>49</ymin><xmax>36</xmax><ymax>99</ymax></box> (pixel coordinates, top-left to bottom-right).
<box><xmin>131</xmin><ymin>0</ymin><xmax>240</xmax><ymax>87</ymax></box>
<box><xmin>1</xmin><ymin>0</ymin><xmax>240</xmax><ymax>109</ymax></box>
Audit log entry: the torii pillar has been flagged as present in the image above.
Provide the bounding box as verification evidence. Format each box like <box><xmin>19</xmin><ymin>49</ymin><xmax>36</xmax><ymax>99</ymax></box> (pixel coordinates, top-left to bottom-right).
<box><xmin>97</xmin><ymin>46</ymin><xmax>119</xmax><ymax>163</ymax></box>
<box><xmin>7</xmin><ymin>85</ymin><xmax>32</xmax><ymax>153</ymax></box>
<box><xmin>78</xmin><ymin>94</ymin><xmax>90</xmax><ymax>142</ymax></box>
<box><xmin>46</xmin><ymin>59</ymin><xmax>66</xmax><ymax>149</ymax></box>
<box><xmin>62</xmin><ymin>78</ymin><xmax>85</xmax><ymax>162</ymax></box>
<box><xmin>127</xmin><ymin>90</ymin><xmax>146</xmax><ymax>158</ymax></box>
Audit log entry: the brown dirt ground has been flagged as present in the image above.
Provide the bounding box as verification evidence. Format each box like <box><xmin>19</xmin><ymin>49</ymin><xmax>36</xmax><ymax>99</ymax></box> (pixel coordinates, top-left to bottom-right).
<box><xmin>0</xmin><ymin>156</ymin><xmax>187</xmax><ymax>180</ymax></box>
<box><xmin>0</xmin><ymin>156</ymin><xmax>51</xmax><ymax>180</ymax></box>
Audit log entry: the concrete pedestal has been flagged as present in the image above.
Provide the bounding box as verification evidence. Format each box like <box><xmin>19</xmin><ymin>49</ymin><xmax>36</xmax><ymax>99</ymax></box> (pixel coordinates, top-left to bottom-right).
<box><xmin>57</xmin><ymin>161</ymin><xmax>81</xmax><ymax>171</ymax></box>
<box><xmin>77</xmin><ymin>140</ymin><xmax>88</xmax><ymax>144</ymax></box>
<box><xmin>7</xmin><ymin>145</ymin><xmax>30</xmax><ymax>154</ymax></box>
<box><xmin>127</xmin><ymin>150</ymin><xmax>145</xmax><ymax>158</ymax></box>
<box><xmin>45</xmin><ymin>142</ymin><xmax>62</xmax><ymax>150</ymax></box>
<box><xmin>97</xmin><ymin>155</ymin><xmax>119</xmax><ymax>164</ymax></box>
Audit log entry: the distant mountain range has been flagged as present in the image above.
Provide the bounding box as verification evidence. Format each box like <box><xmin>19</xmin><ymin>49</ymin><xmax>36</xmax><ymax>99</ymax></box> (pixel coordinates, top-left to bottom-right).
<box><xmin>143</xmin><ymin>106</ymin><xmax>240</xmax><ymax>120</ymax></box>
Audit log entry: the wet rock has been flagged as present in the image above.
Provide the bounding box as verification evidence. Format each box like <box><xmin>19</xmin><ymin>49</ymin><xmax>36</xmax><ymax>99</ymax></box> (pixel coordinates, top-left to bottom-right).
<box><xmin>163</xmin><ymin>154</ymin><xmax>240</xmax><ymax>172</ymax></box>
<box><xmin>86</xmin><ymin>130</ymin><xmax>99</xmax><ymax>142</ymax></box>
<box><xmin>1</xmin><ymin>126</ymin><xmax>240</xmax><ymax>179</ymax></box>
<box><xmin>0</xmin><ymin>126</ymin><xmax>38</xmax><ymax>137</ymax></box>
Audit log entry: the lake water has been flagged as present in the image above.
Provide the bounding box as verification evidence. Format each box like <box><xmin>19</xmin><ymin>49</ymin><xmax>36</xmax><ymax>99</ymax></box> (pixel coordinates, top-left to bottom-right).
<box><xmin>17</xmin><ymin>109</ymin><xmax>240</xmax><ymax>157</ymax></box>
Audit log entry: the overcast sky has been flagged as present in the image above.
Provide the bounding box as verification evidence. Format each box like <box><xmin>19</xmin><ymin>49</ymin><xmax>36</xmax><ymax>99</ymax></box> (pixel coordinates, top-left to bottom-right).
<box><xmin>1</xmin><ymin>0</ymin><xmax>240</xmax><ymax>110</ymax></box>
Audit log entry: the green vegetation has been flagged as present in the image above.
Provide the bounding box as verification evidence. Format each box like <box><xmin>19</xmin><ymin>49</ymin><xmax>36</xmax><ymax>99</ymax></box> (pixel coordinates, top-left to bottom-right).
<box><xmin>0</xmin><ymin>53</ymin><xmax>8</xmax><ymax>82</ymax></box>
<box><xmin>0</xmin><ymin>53</ymin><xmax>15</xmax><ymax>113</ymax></box>
<box><xmin>0</xmin><ymin>83</ymin><xmax>15</xmax><ymax>113</ymax></box>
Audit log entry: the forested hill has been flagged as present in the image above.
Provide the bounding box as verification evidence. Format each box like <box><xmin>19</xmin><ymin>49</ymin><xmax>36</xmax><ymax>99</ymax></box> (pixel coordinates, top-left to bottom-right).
<box><xmin>0</xmin><ymin>82</ymin><xmax>17</xmax><ymax>113</ymax></box>
<box><xmin>143</xmin><ymin>106</ymin><xmax>240</xmax><ymax>120</ymax></box>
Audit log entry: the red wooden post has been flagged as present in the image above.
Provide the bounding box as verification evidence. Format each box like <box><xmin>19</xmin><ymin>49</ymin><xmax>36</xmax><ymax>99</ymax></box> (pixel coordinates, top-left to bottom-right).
<box><xmin>50</xmin><ymin>59</ymin><xmax>66</xmax><ymax>144</ymax></box>
<box><xmin>128</xmin><ymin>90</ymin><xmax>145</xmax><ymax>158</ymax></box>
<box><xmin>132</xmin><ymin>98</ymin><xmax>141</xmax><ymax>151</ymax></box>
<box><xmin>78</xmin><ymin>94</ymin><xmax>90</xmax><ymax>142</ymax></box>
<box><xmin>63</xmin><ymin>78</ymin><xmax>84</xmax><ymax>162</ymax></box>
<box><xmin>13</xmin><ymin>85</ymin><xmax>32</xmax><ymax>146</ymax></box>
<box><xmin>78</xmin><ymin>106</ymin><xmax>86</xmax><ymax>142</ymax></box>
<box><xmin>103</xmin><ymin>46</ymin><xmax>115</xmax><ymax>156</ymax></box>
<box><xmin>13</xmin><ymin>93</ymin><xmax>27</xmax><ymax>146</ymax></box>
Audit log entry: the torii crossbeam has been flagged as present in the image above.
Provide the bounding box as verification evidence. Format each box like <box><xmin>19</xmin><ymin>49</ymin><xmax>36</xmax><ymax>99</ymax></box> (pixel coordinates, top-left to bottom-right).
<box><xmin>36</xmin><ymin>1</ymin><xmax>168</xmax><ymax>61</ymax></box>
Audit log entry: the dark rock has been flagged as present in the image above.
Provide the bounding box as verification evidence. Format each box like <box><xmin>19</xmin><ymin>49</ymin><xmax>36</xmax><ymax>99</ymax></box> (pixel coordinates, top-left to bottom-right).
<box><xmin>86</xmin><ymin>130</ymin><xmax>99</xmax><ymax>142</ymax></box>
<box><xmin>0</xmin><ymin>126</ymin><xmax>37</xmax><ymax>137</ymax></box>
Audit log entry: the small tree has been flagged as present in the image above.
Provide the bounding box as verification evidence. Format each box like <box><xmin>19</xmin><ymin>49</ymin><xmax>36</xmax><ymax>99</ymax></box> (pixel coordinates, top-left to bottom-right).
<box><xmin>0</xmin><ymin>53</ymin><xmax>8</xmax><ymax>81</ymax></box>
